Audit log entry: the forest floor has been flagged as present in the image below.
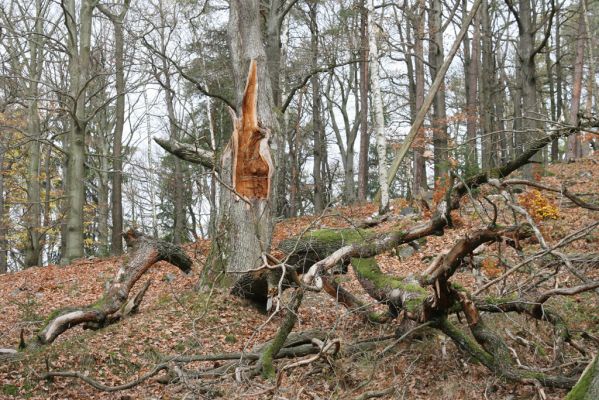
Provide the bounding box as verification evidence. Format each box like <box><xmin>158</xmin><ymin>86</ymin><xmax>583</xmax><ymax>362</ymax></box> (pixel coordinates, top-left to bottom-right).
<box><xmin>1</xmin><ymin>156</ymin><xmax>598</xmax><ymax>400</ymax></box>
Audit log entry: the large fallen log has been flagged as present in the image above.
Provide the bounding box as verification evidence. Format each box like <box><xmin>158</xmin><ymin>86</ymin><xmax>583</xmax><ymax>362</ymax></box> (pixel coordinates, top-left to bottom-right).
<box><xmin>34</xmin><ymin>229</ymin><xmax>192</xmax><ymax>345</ymax></box>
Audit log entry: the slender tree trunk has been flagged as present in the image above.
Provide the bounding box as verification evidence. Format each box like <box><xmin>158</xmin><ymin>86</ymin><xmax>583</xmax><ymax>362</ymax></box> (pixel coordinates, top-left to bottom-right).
<box><xmin>0</xmin><ymin>145</ymin><xmax>7</xmax><ymax>273</ymax></box>
<box><xmin>357</xmin><ymin>0</ymin><xmax>369</xmax><ymax>202</ymax></box>
<box><xmin>553</xmin><ymin>7</ymin><xmax>563</xmax><ymax>161</ymax></box>
<box><xmin>514</xmin><ymin>0</ymin><xmax>547</xmax><ymax>178</ymax></box>
<box><xmin>289</xmin><ymin>89</ymin><xmax>303</xmax><ymax>218</ymax></box>
<box><xmin>480</xmin><ymin>0</ymin><xmax>495</xmax><ymax>170</ymax></box>
<box><xmin>463</xmin><ymin>0</ymin><xmax>480</xmax><ymax>175</ymax></box>
<box><xmin>24</xmin><ymin>0</ymin><xmax>44</xmax><ymax>267</ymax></box>
<box><xmin>157</xmin><ymin>3</ymin><xmax>185</xmax><ymax>244</ymax></box>
<box><xmin>310</xmin><ymin>3</ymin><xmax>324</xmax><ymax>214</ymax></box>
<box><xmin>567</xmin><ymin>4</ymin><xmax>585</xmax><ymax>161</ymax></box>
<box><xmin>100</xmin><ymin>3</ymin><xmax>130</xmax><ymax>256</ymax></box>
<box><xmin>367</xmin><ymin>0</ymin><xmax>389</xmax><ymax>214</ymax></box>
<box><xmin>412</xmin><ymin>0</ymin><xmax>427</xmax><ymax>195</ymax></box>
<box><xmin>428</xmin><ymin>0</ymin><xmax>448</xmax><ymax>181</ymax></box>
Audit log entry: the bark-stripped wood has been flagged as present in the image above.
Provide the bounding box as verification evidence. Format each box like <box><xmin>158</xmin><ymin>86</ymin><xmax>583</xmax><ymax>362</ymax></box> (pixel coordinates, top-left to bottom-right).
<box><xmin>231</xmin><ymin>60</ymin><xmax>273</xmax><ymax>200</ymax></box>
<box><xmin>35</xmin><ymin>229</ymin><xmax>191</xmax><ymax>345</ymax></box>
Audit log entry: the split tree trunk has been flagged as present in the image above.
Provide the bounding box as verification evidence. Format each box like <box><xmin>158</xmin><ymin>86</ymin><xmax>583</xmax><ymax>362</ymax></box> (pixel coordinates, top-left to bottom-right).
<box><xmin>208</xmin><ymin>0</ymin><xmax>279</xmax><ymax>307</ymax></box>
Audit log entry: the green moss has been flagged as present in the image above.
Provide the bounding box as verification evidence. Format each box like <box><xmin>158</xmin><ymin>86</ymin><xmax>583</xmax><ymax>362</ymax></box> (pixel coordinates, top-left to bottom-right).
<box><xmin>304</xmin><ymin>228</ymin><xmax>371</xmax><ymax>245</ymax></box>
<box><xmin>2</xmin><ymin>384</ymin><xmax>19</xmax><ymax>396</ymax></box>
<box><xmin>351</xmin><ymin>257</ymin><xmax>427</xmax><ymax>312</ymax></box>
<box><xmin>352</xmin><ymin>258</ymin><xmax>426</xmax><ymax>293</ymax></box>
<box><xmin>225</xmin><ymin>334</ymin><xmax>237</xmax><ymax>343</ymax></box>
<box><xmin>565</xmin><ymin>356</ymin><xmax>597</xmax><ymax>400</ymax></box>
<box><xmin>89</xmin><ymin>296</ymin><xmax>106</xmax><ymax>310</ymax></box>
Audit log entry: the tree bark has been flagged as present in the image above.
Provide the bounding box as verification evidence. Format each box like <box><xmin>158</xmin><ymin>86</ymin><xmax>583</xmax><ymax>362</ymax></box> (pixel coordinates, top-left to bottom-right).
<box><xmin>62</xmin><ymin>0</ymin><xmax>96</xmax><ymax>264</ymax></box>
<box><xmin>309</xmin><ymin>2</ymin><xmax>325</xmax><ymax>214</ymax></box>
<box><xmin>480</xmin><ymin>0</ymin><xmax>495</xmax><ymax>170</ymax></box>
<box><xmin>567</xmin><ymin>4</ymin><xmax>586</xmax><ymax>161</ymax></box>
<box><xmin>463</xmin><ymin>0</ymin><xmax>480</xmax><ymax>174</ymax></box>
<box><xmin>428</xmin><ymin>0</ymin><xmax>448</xmax><ymax>181</ymax></box>
<box><xmin>412</xmin><ymin>0</ymin><xmax>427</xmax><ymax>196</ymax></box>
<box><xmin>357</xmin><ymin>0</ymin><xmax>370</xmax><ymax>202</ymax></box>
<box><xmin>23</xmin><ymin>0</ymin><xmax>44</xmax><ymax>267</ymax></box>
<box><xmin>97</xmin><ymin>0</ymin><xmax>131</xmax><ymax>256</ymax></box>
<box><xmin>0</xmin><ymin>144</ymin><xmax>7</xmax><ymax>273</ymax></box>
<box><xmin>367</xmin><ymin>0</ymin><xmax>389</xmax><ymax>214</ymax></box>
<box><xmin>207</xmin><ymin>0</ymin><xmax>279</xmax><ymax>307</ymax></box>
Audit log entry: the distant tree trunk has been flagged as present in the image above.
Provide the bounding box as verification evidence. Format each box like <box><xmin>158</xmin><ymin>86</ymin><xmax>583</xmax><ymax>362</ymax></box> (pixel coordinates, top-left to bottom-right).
<box><xmin>480</xmin><ymin>0</ymin><xmax>495</xmax><ymax>170</ymax></box>
<box><xmin>357</xmin><ymin>0</ymin><xmax>369</xmax><ymax>202</ymax></box>
<box><xmin>428</xmin><ymin>0</ymin><xmax>448</xmax><ymax>181</ymax></box>
<box><xmin>289</xmin><ymin>89</ymin><xmax>304</xmax><ymax>218</ymax></box>
<box><xmin>309</xmin><ymin>2</ymin><xmax>325</xmax><ymax>214</ymax></box>
<box><xmin>98</xmin><ymin>0</ymin><xmax>130</xmax><ymax>256</ymax></box>
<box><xmin>412</xmin><ymin>0</ymin><xmax>427</xmax><ymax>195</ymax></box>
<box><xmin>583</xmin><ymin>0</ymin><xmax>596</xmax><ymax>154</ymax></box>
<box><xmin>553</xmin><ymin>7</ymin><xmax>563</xmax><ymax>161</ymax></box>
<box><xmin>23</xmin><ymin>0</ymin><xmax>44</xmax><ymax>267</ymax></box>
<box><xmin>327</xmin><ymin>69</ymin><xmax>359</xmax><ymax>205</ymax></box>
<box><xmin>367</xmin><ymin>0</ymin><xmax>389</xmax><ymax>214</ymax></box>
<box><xmin>157</xmin><ymin>3</ymin><xmax>185</xmax><ymax>244</ymax></box>
<box><xmin>463</xmin><ymin>0</ymin><xmax>480</xmax><ymax>175</ymax></box>
<box><xmin>567</xmin><ymin>4</ymin><xmax>585</xmax><ymax>161</ymax></box>
<box><xmin>62</xmin><ymin>0</ymin><xmax>95</xmax><ymax>264</ymax></box>
<box><xmin>495</xmin><ymin>69</ymin><xmax>508</xmax><ymax>164</ymax></box>
<box><xmin>163</xmin><ymin>69</ymin><xmax>186</xmax><ymax>244</ymax></box>
<box><xmin>509</xmin><ymin>0</ymin><xmax>554</xmax><ymax>178</ymax></box>
<box><xmin>97</xmin><ymin>139</ymin><xmax>110</xmax><ymax>256</ymax></box>
<box><xmin>0</xmin><ymin>144</ymin><xmax>7</xmax><ymax>273</ymax></box>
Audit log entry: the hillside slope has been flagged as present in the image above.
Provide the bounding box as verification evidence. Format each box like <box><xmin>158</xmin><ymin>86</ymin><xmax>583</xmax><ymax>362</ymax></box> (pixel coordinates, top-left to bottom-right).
<box><xmin>1</xmin><ymin>157</ymin><xmax>598</xmax><ymax>399</ymax></box>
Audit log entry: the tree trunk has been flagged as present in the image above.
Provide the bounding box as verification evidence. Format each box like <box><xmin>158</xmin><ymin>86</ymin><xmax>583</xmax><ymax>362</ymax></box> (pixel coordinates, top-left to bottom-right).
<box><xmin>412</xmin><ymin>0</ymin><xmax>427</xmax><ymax>196</ymax></box>
<box><xmin>463</xmin><ymin>0</ymin><xmax>480</xmax><ymax>175</ymax></box>
<box><xmin>99</xmin><ymin>1</ymin><xmax>130</xmax><ymax>256</ymax></box>
<box><xmin>0</xmin><ymin>144</ymin><xmax>7</xmax><ymax>273</ymax></box>
<box><xmin>480</xmin><ymin>0</ymin><xmax>495</xmax><ymax>170</ymax></box>
<box><xmin>357</xmin><ymin>0</ymin><xmax>369</xmax><ymax>202</ymax></box>
<box><xmin>310</xmin><ymin>3</ymin><xmax>325</xmax><ymax>214</ymax></box>
<box><xmin>553</xmin><ymin>7</ymin><xmax>563</xmax><ymax>161</ymax></box>
<box><xmin>289</xmin><ymin>89</ymin><xmax>303</xmax><ymax>218</ymax></box>
<box><xmin>567</xmin><ymin>4</ymin><xmax>585</xmax><ymax>161</ymax></box>
<box><xmin>24</xmin><ymin>0</ymin><xmax>44</xmax><ymax>267</ymax></box>
<box><xmin>367</xmin><ymin>0</ymin><xmax>389</xmax><ymax>214</ymax></box>
<box><xmin>208</xmin><ymin>0</ymin><xmax>278</xmax><ymax>307</ymax></box>
<box><xmin>428</xmin><ymin>0</ymin><xmax>448</xmax><ymax>181</ymax></box>
<box><xmin>62</xmin><ymin>0</ymin><xmax>95</xmax><ymax>264</ymax></box>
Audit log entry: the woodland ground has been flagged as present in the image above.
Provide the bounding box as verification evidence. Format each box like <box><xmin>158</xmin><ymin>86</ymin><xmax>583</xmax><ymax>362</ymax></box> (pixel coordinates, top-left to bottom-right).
<box><xmin>0</xmin><ymin>156</ymin><xmax>598</xmax><ymax>399</ymax></box>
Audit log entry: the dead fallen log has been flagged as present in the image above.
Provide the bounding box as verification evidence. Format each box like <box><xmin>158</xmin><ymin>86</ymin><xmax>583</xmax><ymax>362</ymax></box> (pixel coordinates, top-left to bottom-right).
<box><xmin>34</xmin><ymin>229</ymin><xmax>192</xmax><ymax>345</ymax></box>
<box><xmin>566</xmin><ymin>355</ymin><xmax>599</xmax><ymax>400</ymax></box>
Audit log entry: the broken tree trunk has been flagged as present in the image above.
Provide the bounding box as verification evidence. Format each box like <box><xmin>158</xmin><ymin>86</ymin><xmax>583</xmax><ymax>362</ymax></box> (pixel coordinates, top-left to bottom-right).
<box><xmin>207</xmin><ymin>53</ymin><xmax>278</xmax><ymax>308</ymax></box>
<box><xmin>35</xmin><ymin>229</ymin><xmax>192</xmax><ymax>345</ymax></box>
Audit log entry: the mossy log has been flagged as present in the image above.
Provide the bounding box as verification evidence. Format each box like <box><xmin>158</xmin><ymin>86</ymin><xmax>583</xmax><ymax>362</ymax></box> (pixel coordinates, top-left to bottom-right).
<box><xmin>566</xmin><ymin>356</ymin><xmax>599</xmax><ymax>400</ymax></box>
<box><xmin>35</xmin><ymin>229</ymin><xmax>192</xmax><ymax>345</ymax></box>
<box><xmin>278</xmin><ymin>228</ymin><xmax>375</xmax><ymax>272</ymax></box>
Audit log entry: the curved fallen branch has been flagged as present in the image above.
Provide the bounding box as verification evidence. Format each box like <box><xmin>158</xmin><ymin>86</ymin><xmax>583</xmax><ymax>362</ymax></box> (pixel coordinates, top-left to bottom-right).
<box><xmin>35</xmin><ymin>229</ymin><xmax>192</xmax><ymax>345</ymax></box>
<box><xmin>41</xmin><ymin>364</ymin><xmax>169</xmax><ymax>392</ymax></box>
